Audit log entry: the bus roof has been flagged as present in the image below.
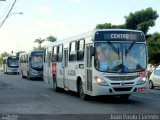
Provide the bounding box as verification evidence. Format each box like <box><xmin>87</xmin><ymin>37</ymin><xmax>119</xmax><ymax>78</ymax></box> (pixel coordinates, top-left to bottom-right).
<box><xmin>3</xmin><ymin>56</ymin><xmax>18</xmax><ymax>60</ymax></box>
<box><xmin>19</xmin><ymin>50</ymin><xmax>44</xmax><ymax>56</ymax></box>
<box><xmin>43</xmin><ymin>29</ymin><xmax>144</xmax><ymax>48</ymax></box>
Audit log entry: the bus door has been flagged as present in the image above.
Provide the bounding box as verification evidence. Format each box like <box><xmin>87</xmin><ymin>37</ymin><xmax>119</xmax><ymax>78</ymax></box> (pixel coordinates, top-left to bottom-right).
<box><xmin>86</xmin><ymin>44</ymin><xmax>93</xmax><ymax>92</ymax></box>
<box><xmin>63</xmin><ymin>49</ymin><xmax>69</xmax><ymax>89</ymax></box>
<box><xmin>48</xmin><ymin>52</ymin><xmax>53</xmax><ymax>84</ymax></box>
<box><xmin>44</xmin><ymin>50</ymin><xmax>52</xmax><ymax>84</ymax></box>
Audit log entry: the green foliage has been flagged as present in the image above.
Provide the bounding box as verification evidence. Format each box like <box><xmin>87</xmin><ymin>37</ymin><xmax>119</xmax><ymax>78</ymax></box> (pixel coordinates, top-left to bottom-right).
<box><xmin>96</xmin><ymin>7</ymin><xmax>159</xmax><ymax>35</ymax></box>
<box><xmin>46</xmin><ymin>36</ymin><xmax>57</xmax><ymax>42</ymax></box>
<box><xmin>33</xmin><ymin>46</ymin><xmax>45</xmax><ymax>51</ymax></box>
<box><xmin>125</xmin><ymin>7</ymin><xmax>159</xmax><ymax>34</ymax></box>
<box><xmin>147</xmin><ymin>32</ymin><xmax>160</xmax><ymax>64</ymax></box>
<box><xmin>96</xmin><ymin>23</ymin><xmax>124</xmax><ymax>29</ymax></box>
<box><xmin>34</xmin><ymin>38</ymin><xmax>45</xmax><ymax>50</ymax></box>
<box><xmin>0</xmin><ymin>52</ymin><xmax>10</xmax><ymax>65</ymax></box>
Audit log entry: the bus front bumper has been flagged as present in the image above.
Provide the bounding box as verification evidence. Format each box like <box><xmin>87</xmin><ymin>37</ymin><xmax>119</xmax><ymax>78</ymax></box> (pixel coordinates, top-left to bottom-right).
<box><xmin>90</xmin><ymin>82</ymin><xmax>148</xmax><ymax>96</ymax></box>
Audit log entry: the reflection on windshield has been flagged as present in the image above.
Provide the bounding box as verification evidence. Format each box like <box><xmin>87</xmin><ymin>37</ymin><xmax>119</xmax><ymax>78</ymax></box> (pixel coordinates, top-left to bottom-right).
<box><xmin>8</xmin><ymin>59</ymin><xmax>19</xmax><ymax>67</ymax></box>
<box><xmin>95</xmin><ymin>42</ymin><xmax>147</xmax><ymax>73</ymax></box>
<box><xmin>31</xmin><ymin>55</ymin><xmax>43</xmax><ymax>69</ymax></box>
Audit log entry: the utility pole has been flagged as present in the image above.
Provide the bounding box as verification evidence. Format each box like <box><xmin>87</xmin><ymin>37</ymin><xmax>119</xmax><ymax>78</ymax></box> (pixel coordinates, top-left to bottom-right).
<box><xmin>0</xmin><ymin>0</ymin><xmax>17</xmax><ymax>28</ymax></box>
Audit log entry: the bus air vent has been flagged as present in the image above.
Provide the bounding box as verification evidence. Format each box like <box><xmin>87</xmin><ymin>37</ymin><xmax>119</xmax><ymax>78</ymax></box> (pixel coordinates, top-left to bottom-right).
<box><xmin>106</xmin><ymin>76</ymin><xmax>137</xmax><ymax>81</ymax></box>
<box><xmin>113</xmin><ymin>87</ymin><xmax>132</xmax><ymax>92</ymax></box>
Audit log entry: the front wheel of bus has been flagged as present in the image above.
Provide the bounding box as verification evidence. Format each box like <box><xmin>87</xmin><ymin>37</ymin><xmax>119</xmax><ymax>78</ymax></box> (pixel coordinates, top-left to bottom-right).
<box><xmin>79</xmin><ymin>81</ymin><xmax>88</xmax><ymax>100</ymax></box>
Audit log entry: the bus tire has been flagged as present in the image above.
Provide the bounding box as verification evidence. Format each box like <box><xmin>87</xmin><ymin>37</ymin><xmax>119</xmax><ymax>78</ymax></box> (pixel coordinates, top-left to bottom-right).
<box><xmin>53</xmin><ymin>77</ymin><xmax>60</xmax><ymax>92</ymax></box>
<box><xmin>79</xmin><ymin>80</ymin><xmax>88</xmax><ymax>100</ymax></box>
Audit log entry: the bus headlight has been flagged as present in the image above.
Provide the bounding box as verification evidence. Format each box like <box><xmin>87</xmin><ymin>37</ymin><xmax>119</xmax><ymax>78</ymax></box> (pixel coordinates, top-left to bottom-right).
<box><xmin>136</xmin><ymin>77</ymin><xmax>147</xmax><ymax>85</ymax></box>
<box><xmin>94</xmin><ymin>76</ymin><xmax>109</xmax><ymax>86</ymax></box>
<box><xmin>31</xmin><ymin>69</ymin><xmax>38</xmax><ymax>75</ymax></box>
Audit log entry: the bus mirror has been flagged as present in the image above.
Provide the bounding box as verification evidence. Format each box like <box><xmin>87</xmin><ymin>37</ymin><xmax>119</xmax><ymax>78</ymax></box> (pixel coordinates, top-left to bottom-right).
<box><xmin>90</xmin><ymin>46</ymin><xmax>95</xmax><ymax>56</ymax></box>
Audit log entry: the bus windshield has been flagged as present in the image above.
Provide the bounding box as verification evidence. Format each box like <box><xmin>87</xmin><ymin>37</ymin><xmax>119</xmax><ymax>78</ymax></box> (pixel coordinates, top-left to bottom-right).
<box><xmin>95</xmin><ymin>42</ymin><xmax>147</xmax><ymax>73</ymax></box>
<box><xmin>7</xmin><ymin>57</ymin><xmax>19</xmax><ymax>68</ymax></box>
<box><xmin>31</xmin><ymin>55</ymin><xmax>43</xmax><ymax>70</ymax></box>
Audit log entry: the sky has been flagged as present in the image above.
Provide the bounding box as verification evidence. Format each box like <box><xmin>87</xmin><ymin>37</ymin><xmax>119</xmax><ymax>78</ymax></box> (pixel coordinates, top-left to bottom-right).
<box><xmin>0</xmin><ymin>0</ymin><xmax>159</xmax><ymax>54</ymax></box>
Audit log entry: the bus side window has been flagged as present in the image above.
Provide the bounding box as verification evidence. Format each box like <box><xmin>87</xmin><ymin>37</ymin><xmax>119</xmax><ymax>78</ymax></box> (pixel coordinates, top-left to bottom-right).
<box><xmin>57</xmin><ymin>45</ymin><xmax>63</xmax><ymax>62</ymax></box>
<box><xmin>77</xmin><ymin>39</ymin><xmax>85</xmax><ymax>61</ymax></box>
<box><xmin>69</xmin><ymin>41</ymin><xmax>77</xmax><ymax>62</ymax></box>
<box><xmin>52</xmin><ymin>46</ymin><xmax>57</xmax><ymax>62</ymax></box>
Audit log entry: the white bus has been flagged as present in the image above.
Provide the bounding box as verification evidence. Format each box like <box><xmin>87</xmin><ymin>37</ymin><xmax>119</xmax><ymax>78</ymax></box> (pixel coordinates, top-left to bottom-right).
<box><xmin>43</xmin><ymin>29</ymin><xmax>148</xmax><ymax>100</ymax></box>
<box><xmin>2</xmin><ymin>56</ymin><xmax>20</xmax><ymax>74</ymax></box>
<box><xmin>20</xmin><ymin>51</ymin><xmax>44</xmax><ymax>79</ymax></box>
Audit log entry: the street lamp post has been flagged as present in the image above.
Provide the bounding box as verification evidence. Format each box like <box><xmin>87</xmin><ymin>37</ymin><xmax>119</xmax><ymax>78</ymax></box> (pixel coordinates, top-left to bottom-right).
<box><xmin>8</xmin><ymin>12</ymin><xmax>23</xmax><ymax>17</ymax></box>
<box><xmin>0</xmin><ymin>12</ymin><xmax>23</xmax><ymax>28</ymax></box>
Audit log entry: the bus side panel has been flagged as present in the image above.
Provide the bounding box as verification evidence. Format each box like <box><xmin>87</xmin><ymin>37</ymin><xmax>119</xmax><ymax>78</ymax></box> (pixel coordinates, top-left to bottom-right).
<box><xmin>73</xmin><ymin>62</ymin><xmax>85</xmax><ymax>92</ymax></box>
<box><xmin>67</xmin><ymin>62</ymin><xmax>77</xmax><ymax>91</ymax></box>
<box><xmin>43</xmin><ymin>62</ymin><xmax>49</xmax><ymax>84</ymax></box>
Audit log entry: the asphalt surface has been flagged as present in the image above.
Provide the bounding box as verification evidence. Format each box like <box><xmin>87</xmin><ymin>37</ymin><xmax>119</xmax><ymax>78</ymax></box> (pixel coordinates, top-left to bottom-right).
<box><xmin>0</xmin><ymin>71</ymin><xmax>160</xmax><ymax>119</ymax></box>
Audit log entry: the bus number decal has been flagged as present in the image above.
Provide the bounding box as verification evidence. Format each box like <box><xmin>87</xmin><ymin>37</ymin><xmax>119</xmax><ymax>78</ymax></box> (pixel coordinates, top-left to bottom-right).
<box><xmin>68</xmin><ymin>70</ymin><xmax>76</xmax><ymax>76</ymax></box>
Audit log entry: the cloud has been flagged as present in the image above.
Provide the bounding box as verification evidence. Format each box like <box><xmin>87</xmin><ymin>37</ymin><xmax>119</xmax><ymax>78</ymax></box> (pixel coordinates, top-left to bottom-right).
<box><xmin>36</xmin><ymin>5</ymin><xmax>52</xmax><ymax>14</ymax></box>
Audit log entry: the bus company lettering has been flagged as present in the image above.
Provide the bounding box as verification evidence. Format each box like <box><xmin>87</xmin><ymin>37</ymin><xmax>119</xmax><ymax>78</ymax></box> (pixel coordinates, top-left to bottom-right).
<box><xmin>111</xmin><ymin>34</ymin><xmax>129</xmax><ymax>39</ymax></box>
<box><xmin>68</xmin><ymin>70</ymin><xmax>76</xmax><ymax>76</ymax></box>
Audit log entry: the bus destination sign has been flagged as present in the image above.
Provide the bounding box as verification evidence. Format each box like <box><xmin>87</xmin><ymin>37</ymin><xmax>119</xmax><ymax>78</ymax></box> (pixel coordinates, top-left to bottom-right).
<box><xmin>95</xmin><ymin>31</ymin><xmax>145</xmax><ymax>42</ymax></box>
<box><xmin>31</xmin><ymin>52</ymin><xmax>44</xmax><ymax>56</ymax></box>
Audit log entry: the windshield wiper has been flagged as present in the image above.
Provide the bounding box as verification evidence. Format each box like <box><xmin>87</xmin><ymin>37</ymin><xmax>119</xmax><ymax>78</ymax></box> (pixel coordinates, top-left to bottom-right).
<box><xmin>107</xmin><ymin>41</ymin><xmax>120</xmax><ymax>59</ymax></box>
<box><xmin>125</xmin><ymin>41</ymin><xmax>136</xmax><ymax>57</ymax></box>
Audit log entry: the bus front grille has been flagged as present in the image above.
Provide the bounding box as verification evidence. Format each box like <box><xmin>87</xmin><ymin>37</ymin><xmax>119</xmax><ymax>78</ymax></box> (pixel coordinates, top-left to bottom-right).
<box><xmin>111</xmin><ymin>82</ymin><xmax>134</xmax><ymax>85</ymax></box>
<box><xmin>106</xmin><ymin>76</ymin><xmax>137</xmax><ymax>81</ymax></box>
<box><xmin>113</xmin><ymin>87</ymin><xmax>132</xmax><ymax>92</ymax></box>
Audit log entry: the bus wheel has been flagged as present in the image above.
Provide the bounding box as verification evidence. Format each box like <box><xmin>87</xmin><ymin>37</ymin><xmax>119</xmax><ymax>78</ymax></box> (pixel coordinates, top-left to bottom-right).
<box><xmin>53</xmin><ymin>77</ymin><xmax>60</xmax><ymax>92</ymax></box>
<box><xmin>79</xmin><ymin>81</ymin><xmax>88</xmax><ymax>100</ymax></box>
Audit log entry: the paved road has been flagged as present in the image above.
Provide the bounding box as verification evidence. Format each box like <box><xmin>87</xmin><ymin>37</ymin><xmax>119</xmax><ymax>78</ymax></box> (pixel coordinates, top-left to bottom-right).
<box><xmin>0</xmin><ymin>72</ymin><xmax>160</xmax><ymax>119</ymax></box>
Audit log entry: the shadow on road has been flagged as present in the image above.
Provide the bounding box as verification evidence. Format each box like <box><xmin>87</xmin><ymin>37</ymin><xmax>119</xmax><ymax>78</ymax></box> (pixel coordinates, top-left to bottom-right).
<box><xmin>48</xmin><ymin>88</ymin><xmax>139</xmax><ymax>104</ymax></box>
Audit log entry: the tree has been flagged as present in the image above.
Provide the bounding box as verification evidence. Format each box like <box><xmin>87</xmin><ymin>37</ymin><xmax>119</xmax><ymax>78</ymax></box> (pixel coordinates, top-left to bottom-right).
<box><xmin>34</xmin><ymin>38</ymin><xmax>45</xmax><ymax>50</ymax></box>
<box><xmin>0</xmin><ymin>52</ymin><xmax>10</xmax><ymax>65</ymax></box>
<box><xmin>96</xmin><ymin>23</ymin><xmax>124</xmax><ymax>29</ymax></box>
<box><xmin>147</xmin><ymin>32</ymin><xmax>160</xmax><ymax>64</ymax></box>
<box><xmin>96</xmin><ymin>7</ymin><xmax>159</xmax><ymax>35</ymax></box>
<box><xmin>46</xmin><ymin>36</ymin><xmax>57</xmax><ymax>42</ymax></box>
<box><xmin>125</xmin><ymin>7</ymin><xmax>159</xmax><ymax>34</ymax></box>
